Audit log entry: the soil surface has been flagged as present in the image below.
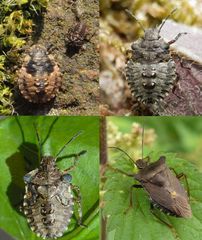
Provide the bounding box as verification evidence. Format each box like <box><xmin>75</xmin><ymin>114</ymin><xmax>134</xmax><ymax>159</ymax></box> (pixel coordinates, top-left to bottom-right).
<box><xmin>14</xmin><ymin>0</ymin><xmax>99</xmax><ymax>115</ymax></box>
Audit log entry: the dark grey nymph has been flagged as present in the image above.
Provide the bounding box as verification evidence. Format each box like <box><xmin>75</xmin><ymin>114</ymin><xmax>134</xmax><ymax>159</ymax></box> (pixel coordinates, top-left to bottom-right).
<box><xmin>125</xmin><ymin>9</ymin><xmax>187</xmax><ymax>114</ymax></box>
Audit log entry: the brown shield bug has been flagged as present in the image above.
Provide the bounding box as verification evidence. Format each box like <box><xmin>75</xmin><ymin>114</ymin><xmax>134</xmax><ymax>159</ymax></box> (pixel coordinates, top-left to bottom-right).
<box><xmin>22</xmin><ymin>126</ymin><xmax>86</xmax><ymax>239</ymax></box>
<box><xmin>109</xmin><ymin>126</ymin><xmax>192</xmax><ymax>225</ymax></box>
<box><xmin>134</xmin><ymin>155</ymin><xmax>192</xmax><ymax>218</ymax></box>
<box><xmin>125</xmin><ymin>9</ymin><xmax>187</xmax><ymax>115</ymax></box>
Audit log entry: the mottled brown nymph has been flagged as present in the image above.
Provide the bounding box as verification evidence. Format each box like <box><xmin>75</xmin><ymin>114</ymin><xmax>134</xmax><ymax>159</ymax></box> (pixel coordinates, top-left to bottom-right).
<box><xmin>66</xmin><ymin>22</ymin><xmax>87</xmax><ymax>48</ymax></box>
<box><xmin>23</xmin><ymin>130</ymin><xmax>83</xmax><ymax>239</ymax></box>
<box><xmin>17</xmin><ymin>44</ymin><xmax>61</xmax><ymax>103</ymax></box>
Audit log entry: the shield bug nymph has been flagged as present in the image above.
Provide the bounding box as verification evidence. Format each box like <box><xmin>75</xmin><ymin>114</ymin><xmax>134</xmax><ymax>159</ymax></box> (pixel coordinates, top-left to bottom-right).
<box><xmin>17</xmin><ymin>44</ymin><xmax>62</xmax><ymax>104</ymax></box>
<box><xmin>108</xmin><ymin>126</ymin><xmax>192</xmax><ymax>225</ymax></box>
<box><xmin>22</xmin><ymin>126</ymin><xmax>85</xmax><ymax>239</ymax></box>
<box><xmin>65</xmin><ymin>22</ymin><xmax>88</xmax><ymax>49</ymax></box>
<box><xmin>125</xmin><ymin>9</ymin><xmax>187</xmax><ymax>114</ymax></box>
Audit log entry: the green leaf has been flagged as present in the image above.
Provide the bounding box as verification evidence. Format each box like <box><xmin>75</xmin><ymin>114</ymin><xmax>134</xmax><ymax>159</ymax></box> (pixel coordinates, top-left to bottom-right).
<box><xmin>0</xmin><ymin>116</ymin><xmax>99</xmax><ymax>240</ymax></box>
<box><xmin>103</xmin><ymin>152</ymin><xmax>202</xmax><ymax>240</ymax></box>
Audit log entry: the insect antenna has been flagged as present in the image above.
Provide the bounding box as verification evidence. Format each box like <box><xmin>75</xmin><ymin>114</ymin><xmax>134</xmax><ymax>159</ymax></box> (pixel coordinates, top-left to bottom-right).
<box><xmin>141</xmin><ymin>124</ymin><xmax>145</xmax><ymax>160</ymax></box>
<box><xmin>109</xmin><ymin>146</ymin><xmax>135</xmax><ymax>166</ymax></box>
<box><xmin>158</xmin><ymin>8</ymin><xmax>177</xmax><ymax>34</ymax></box>
<box><xmin>33</xmin><ymin>122</ymin><xmax>42</xmax><ymax>161</ymax></box>
<box><xmin>55</xmin><ymin>130</ymin><xmax>83</xmax><ymax>159</ymax></box>
<box><xmin>125</xmin><ymin>9</ymin><xmax>146</xmax><ymax>32</ymax></box>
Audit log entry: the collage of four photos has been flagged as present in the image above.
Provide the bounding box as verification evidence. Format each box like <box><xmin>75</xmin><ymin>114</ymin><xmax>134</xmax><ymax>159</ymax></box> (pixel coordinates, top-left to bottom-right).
<box><xmin>0</xmin><ymin>0</ymin><xmax>202</xmax><ymax>240</ymax></box>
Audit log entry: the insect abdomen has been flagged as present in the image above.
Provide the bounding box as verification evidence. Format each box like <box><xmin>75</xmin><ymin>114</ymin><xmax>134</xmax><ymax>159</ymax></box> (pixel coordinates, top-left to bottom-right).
<box><xmin>23</xmin><ymin>181</ymin><xmax>74</xmax><ymax>239</ymax></box>
<box><xmin>126</xmin><ymin>59</ymin><xmax>176</xmax><ymax>109</ymax></box>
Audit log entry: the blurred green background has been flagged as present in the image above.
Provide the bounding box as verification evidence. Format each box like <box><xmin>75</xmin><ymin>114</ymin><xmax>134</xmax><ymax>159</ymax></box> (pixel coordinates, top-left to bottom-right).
<box><xmin>105</xmin><ymin>116</ymin><xmax>202</xmax><ymax>240</ymax></box>
<box><xmin>108</xmin><ymin>116</ymin><xmax>202</xmax><ymax>171</ymax></box>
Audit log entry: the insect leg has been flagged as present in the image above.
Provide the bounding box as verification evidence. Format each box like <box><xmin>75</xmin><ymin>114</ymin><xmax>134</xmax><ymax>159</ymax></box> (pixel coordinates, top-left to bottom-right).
<box><xmin>150</xmin><ymin>203</ymin><xmax>172</xmax><ymax>228</ymax></box>
<box><xmin>171</xmin><ymin>83</ymin><xmax>182</xmax><ymax>99</ymax></box>
<box><xmin>129</xmin><ymin>184</ymin><xmax>143</xmax><ymax>209</ymax></box>
<box><xmin>168</xmin><ymin>32</ymin><xmax>187</xmax><ymax>45</ymax></box>
<box><xmin>55</xmin><ymin>131</ymin><xmax>83</xmax><ymax>159</ymax></box>
<box><xmin>124</xmin><ymin>184</ymin><xmax>143</xmax><ymax>214</ymax></box>
<box><xmin>107</xmin><ymin>164</ymin><xmax>134</xmax><ymax>177</ymax></box>
<box><xmin>72</xmin><ymin>184</ymin><xmax>86</xmax><ymax>227</ymax></box>
<box><xmin>177</xmin><ymin>173</ymin><xmax>190</xmax><ymax>198</ymax></box>
<box><xmin>14</xmin><ymin>198</ymin><xmax>24</xmax><ymax>213</ymax></box>
<box><xmin>169</xmin><ymin>167</ymin><xmax>178</xmax><ymax>176</ymax></box>
<box><xmin>63</xmin><ymin>150</ymin><xmax>87</xmax><ymax>173</ymax></box>
<box><xmin>33</xmin><ymin>122</ymin><xmax>42</xmax><ymax>160</ymax></box>
<box><xmin>170</xmin><ymin>168</ymin><xmax>190</xmax><ymax>197</ymax></box>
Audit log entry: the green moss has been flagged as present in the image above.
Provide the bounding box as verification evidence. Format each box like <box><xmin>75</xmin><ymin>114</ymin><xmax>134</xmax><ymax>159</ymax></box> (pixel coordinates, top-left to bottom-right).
<box><xmin>0</xmin><ymin>0</ymin><xmax>50</xmax><ymax>115</ymax></box>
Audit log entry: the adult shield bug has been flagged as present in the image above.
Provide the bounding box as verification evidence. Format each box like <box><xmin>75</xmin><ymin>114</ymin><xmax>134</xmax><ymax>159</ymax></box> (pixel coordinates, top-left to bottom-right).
<box><xmin>109</xmin><ymin>126</ymin><xmax>192</xmax><ymax>225</ymax></box>
<box><xmin>134</xmin><ymin>155</ymin><xmax>192</xmax><ymax>218</ymax></box>
<box><xmin>22</xmin><ymin>127</ymin><xmax>85</xmax><ymax>239</ymax></box>
<box><xmin>125</xmin><ymin>9</ymin><xmax>187</xmax><ymax>115</ymax></box>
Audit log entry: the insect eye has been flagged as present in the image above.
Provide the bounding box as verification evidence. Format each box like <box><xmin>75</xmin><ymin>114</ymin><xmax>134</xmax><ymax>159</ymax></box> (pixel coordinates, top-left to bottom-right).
<box><xmin>63</xmin><ymin>174</ymin><xmax>72</xmax><ymax>182</ymax></box>
<box><xmin>131</xmin><ymin>43</ymin><xmax>137</xmax><ymax>50</ymax></box>
<box><xmin>23</xmin><ymin>174</ymin><xmax>32</xmax><ymax>183</ymax></box>
<box><xmin>164</xmin><ymin>43</ymin><xmax>169</xmax><ymax>49</ymax></box>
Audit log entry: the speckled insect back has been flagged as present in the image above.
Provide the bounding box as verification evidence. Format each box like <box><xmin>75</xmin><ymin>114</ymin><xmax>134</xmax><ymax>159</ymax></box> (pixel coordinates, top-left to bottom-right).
<box><xmin>125</xmin><ymin>9</ymin><xmax>187</xmax><ymax>114</ymax></box>
<box><xmin>126</xmin><ymin>60</ymin><xmax>176</xmax><ymax>111</ymax></box>
<box><xmin>23</xmin><ymin>157</ymin><xmax>74</xmax><ymax>239</ymax></box>
<box><xmin>23</xmin><ymin>130</ymin><xmax>83</xmax><ymax>239</ymax></box>
<box><xmin>17</xmin><ymin>44</ymin><xmax>61</xmax><ymax>103</ymax></box>
<box><xmin>66</xmin><ymin>22</ymin><xmax>87</xmax><ymax>48</ymax></box>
